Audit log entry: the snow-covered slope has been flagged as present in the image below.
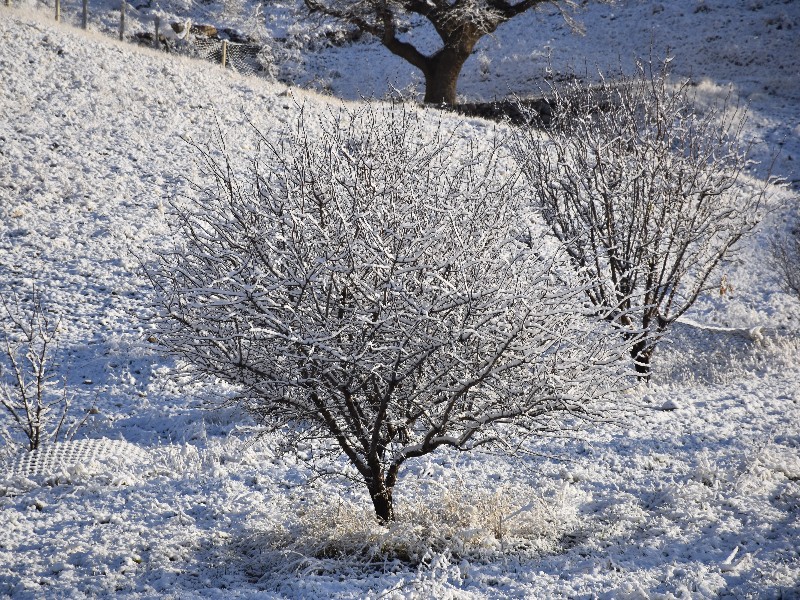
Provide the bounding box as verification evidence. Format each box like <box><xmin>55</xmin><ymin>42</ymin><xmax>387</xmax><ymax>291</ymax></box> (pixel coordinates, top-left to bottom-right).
<box><xmin>8</xmin><ymin>0</ymin><xmax>797</xmax><ymax>186</ymax></box>
<box><xmin>0</xmin><ymin>5</ymin><xmax>799</xmax><ymax>599</ymax></box>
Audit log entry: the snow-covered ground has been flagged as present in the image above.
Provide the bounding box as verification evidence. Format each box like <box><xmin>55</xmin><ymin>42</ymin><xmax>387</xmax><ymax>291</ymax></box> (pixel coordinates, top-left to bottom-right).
<box><xmin>0</xmin><ymin>1</ymin><xmax>799</xmax><ymax>597</ymax></box>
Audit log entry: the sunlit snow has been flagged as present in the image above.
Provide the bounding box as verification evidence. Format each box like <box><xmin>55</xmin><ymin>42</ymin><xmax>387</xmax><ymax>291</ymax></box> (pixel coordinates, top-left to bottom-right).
<box><xmin>0</xmin><ymin>0</ymin><xmax>798</xmax><ymax>597</ymax></box>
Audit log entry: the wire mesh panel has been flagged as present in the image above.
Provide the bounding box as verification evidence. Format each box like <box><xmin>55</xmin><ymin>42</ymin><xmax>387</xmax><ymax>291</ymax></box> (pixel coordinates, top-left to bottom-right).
<box><xmin>2</xmin><ymin>438</ymin><xmax>150</xmax><ymax>479</ymax></box>
<box><xmin>224</xmin><ymin>41</ymin><xmax>261</xmax><ymax>75</ymax></box>
<box><xmin>190</xmin><ymin>36</ymin><xmax>222</xmax><ymax>63</ymax></box>
<box><xmin>188</xmin><ymin>36</ymin><xmax>262</xmax><ymax>76</ymax></box>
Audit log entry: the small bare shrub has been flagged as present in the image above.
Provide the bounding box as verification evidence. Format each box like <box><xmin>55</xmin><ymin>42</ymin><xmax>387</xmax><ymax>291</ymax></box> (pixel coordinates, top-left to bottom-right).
<box><xmin>0</xmin><ymin>290</ymin><xmax>87</xmax><ymax>452</ymax></box>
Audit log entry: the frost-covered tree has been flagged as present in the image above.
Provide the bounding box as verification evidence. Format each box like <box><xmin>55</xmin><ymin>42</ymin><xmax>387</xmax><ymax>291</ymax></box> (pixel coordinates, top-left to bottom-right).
<box><xmin>303</xmin><ymin>0</ymin><xmax>584</xmax><ymax>104</ymax></box>
<box><xmin>151</xmin><ymin>105</ymin><xmax>630</xmax><ymax>523</ymax></box>
<box><xmin>513</xmin><ymin>61</ymin><xmax>771</xmax><ymax>378</ymax></box>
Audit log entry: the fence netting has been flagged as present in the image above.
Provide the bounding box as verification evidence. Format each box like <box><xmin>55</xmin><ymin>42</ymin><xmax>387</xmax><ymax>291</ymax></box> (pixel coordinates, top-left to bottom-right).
<box><xmin>188</xmin><ymin>36</ymin><xmax>263</xmax><ymax>76</ymax></box>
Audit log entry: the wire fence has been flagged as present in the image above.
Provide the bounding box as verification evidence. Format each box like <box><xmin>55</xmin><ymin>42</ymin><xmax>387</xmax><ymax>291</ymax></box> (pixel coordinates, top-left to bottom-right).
<box><xmin>3</xmin><ymin>0</ymin><xmax>269</xmax><ymax>76</ymax></box>
<box><xmin>189</xmin><ymin>36</ymin><xmax>263</xmax><ymax>76</ymax></box>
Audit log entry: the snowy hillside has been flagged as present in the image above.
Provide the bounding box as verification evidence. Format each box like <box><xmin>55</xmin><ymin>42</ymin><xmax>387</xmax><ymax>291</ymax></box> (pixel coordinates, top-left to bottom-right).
<box><xmin>1</xmin><ymin>2</ymin><xmax>799</xmax><ymax>598</ymax></box>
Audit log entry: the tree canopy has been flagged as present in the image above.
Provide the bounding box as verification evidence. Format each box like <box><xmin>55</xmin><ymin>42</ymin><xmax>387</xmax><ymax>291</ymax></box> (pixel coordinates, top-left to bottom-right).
<box><xmin>151</xmin><ymin>106</ymin><xmax>631</xmax><ymax>521</ymax></box>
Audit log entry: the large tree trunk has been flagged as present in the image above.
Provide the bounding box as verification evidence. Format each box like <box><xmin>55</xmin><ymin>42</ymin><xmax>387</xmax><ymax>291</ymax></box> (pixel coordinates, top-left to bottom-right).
<box><xmin>368</xmin><ymin>479</ymin><xmax>395</xmax><ymax>523</ymax></box>
<box><xmin>422</xmin><ymin>43</ymin><xmax>475</xmax><ymax>105</ymax></box>
<box><xmin>423</xmin><ymin>56</ymin><xmax>463</xmax><ymax>105</ymax></box>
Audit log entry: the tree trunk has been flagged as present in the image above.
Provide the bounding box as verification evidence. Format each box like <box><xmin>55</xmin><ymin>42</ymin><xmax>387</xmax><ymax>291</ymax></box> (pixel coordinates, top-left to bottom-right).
<box><xmin>368</xmin><ymin>480</ymin><xmax>395</xmax><ymax>524</ymax></box>
<box><xmin>631</xmin><ymin>339</ymin><xmax>654</xmax><ymax>380</ymax></box>
<box><xmin>422</xmin><ymin>46</ymin><xmax>473</xmax><ymax>105</ymax></box>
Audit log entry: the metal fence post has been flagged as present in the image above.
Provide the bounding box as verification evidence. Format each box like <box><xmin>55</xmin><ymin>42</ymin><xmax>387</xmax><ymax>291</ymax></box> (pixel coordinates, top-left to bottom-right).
<box><xmin>55</xmin><ymin>0</ymin><xmax>60</xmax><ymax>21</ymax></box>
<box><xmin>119</xmin><ymin>0</ymin><xmax>125</xmax><ymax>40</ymax></box>
<box><xmin>221</xmin><ymin>40</ymin><xmax>227</xmax><ymax>69</ymax></box>
<box><xmin>82</xmin><ymin>0</ymin><xmax>88</xmax><ymax>29</ymax></box>
<box><xmin>154</xmin><ymin>16</ymin><xmax>160</xmax><ymax>49</ymax></box>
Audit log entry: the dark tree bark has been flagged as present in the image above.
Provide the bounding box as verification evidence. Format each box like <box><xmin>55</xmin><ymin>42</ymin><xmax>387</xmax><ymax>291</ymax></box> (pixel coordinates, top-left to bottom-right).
<box><xmin>368</xmin><ymin>479</ymin><xmax>395</xmax><ymax>523</ymax></box>
<box><xmin>421</xmin><ymin>42</ymin><xmax>475</xmax><ymax>104</ymax></box>
<box><xmin>631</xmin><ymin>339</ymin><xmax>655</xmax><ymax>380</ymax></box>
